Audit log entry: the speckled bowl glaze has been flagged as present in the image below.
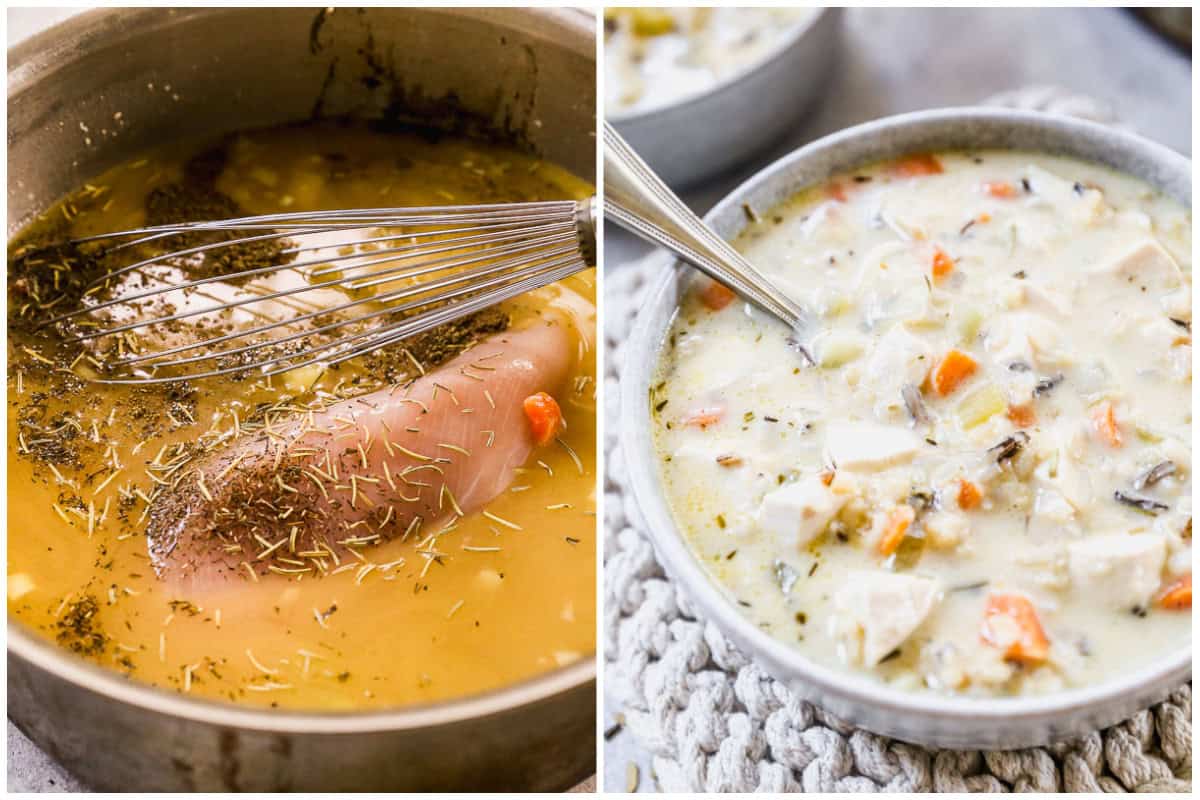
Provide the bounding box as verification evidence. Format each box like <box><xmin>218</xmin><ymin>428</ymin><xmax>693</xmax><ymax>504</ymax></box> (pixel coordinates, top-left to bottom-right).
<box><xmin>620</xmin><ymin>107</ymin><xmax>1192</xmax><ymax>750</ymax></box>
<box><xmin>608</xmin><ymin>8</ymin><xmax>841</xmax><ymax>188</ymax></box>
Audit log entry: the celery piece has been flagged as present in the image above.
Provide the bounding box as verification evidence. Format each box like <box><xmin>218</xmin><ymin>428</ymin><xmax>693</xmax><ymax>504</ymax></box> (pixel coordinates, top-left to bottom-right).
<box><xmin>957</xmin><ymin>384</ymin><xmax>1006</xmax><ymax>429</ymax></box>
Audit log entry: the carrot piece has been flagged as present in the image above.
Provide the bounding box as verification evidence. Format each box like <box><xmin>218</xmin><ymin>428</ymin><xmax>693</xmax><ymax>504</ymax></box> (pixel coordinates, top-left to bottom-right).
<box><xmin>957</xmin><ymin>479</ymin><xmax>983</xmax><ymax>511</ymax></box>
<box><xmin>976</xmin><ymin>212</ymin><xmax>992</xmax><ymax>224</ymax></box>
<box><xmin>699</xmin><ymin>280</ymin><xmax>736</xmax><ymax>311</ymax></box>
<box><xmin>981</xmin><ymin>593</ymin><xmax>1050</xmax><ymax>665</ymax></box>
<box><xmin>931</xmin><ymin>247</ymin><xmax>954</xmax><ymax>280</ymax></box>
<box><xmin>928</xmin><ymin>349</ymin><xmax>978</xmax><ymax>397</ymax></box>
<box><xmin>523</xmin><ymin>392</ymin><xmax>563</xmax><ymax>446</ymax></box>
<box><xmin>983</xmin><ymin>180</ymin><xmax>1018</xmax><ymax>198</ymax></box>
<box><xmin>1089</xmin><ymin>401</ymin><xmax>1122</xmax><ymax>447</ymax></box>
<box><xmin>826</xmin><ymin>180</ymin><xmax>848</xmax><ymax>202</ymax></box>
<box><xmin>681</xmin><ymin>407</ymin><xmax>724</xmax><ymax>430</ymax></box>
<box><xmin>1006</xmin><ymin>402</ymin><xmax>1036</xmax><ymax>428</ymax></box>
<box><xmin>876</xmin><ymin>505</ymin><xmax>916</xmax><ymax>556</ymax></box>
<box><xmin>1158</xmin><ymin>574</ymin><xmax>1191</xmax><ymax>610</ymax></box>
<box><xmin>890</xmin><ymin>153</ymin><xmax>944</xmax><ymax>177</ymax></box>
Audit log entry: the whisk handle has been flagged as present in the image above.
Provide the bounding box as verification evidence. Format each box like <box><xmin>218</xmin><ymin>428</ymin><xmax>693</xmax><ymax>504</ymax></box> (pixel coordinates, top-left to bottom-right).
<box><xmin>574</xmin><ymin>196</ymin><xmax>598</xmax><ymax>267</ymax></box>
<box><xmin>602</xmin><ymin>122</ymin><xmax>812</xmax><ymax>340</ymax></box>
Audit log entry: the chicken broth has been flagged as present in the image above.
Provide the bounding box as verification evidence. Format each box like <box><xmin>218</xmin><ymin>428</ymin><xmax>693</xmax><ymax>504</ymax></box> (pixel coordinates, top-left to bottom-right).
<box><xmin>8</xmin><ymin>121</ymin><xmax>597</xmax><ymax>709</ymax></box>
<box><xmin>653</xmin><ymin>151</ymin><xmax>1191</xmax><ymax>696</ymax></box>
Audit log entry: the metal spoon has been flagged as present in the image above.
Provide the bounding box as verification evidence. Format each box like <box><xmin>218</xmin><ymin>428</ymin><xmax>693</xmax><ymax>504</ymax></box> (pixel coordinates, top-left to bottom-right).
<box><xmin>603</xmin><ymin>122</ymin><xmax>815</xmax><ymax>363</ymax></box>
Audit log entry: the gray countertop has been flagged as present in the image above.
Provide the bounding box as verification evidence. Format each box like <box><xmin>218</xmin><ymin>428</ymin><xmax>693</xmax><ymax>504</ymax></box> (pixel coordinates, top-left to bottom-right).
<box><xmin>602</xmin><ymin>5</ymin><xmax>1189</xmax><ymax>792</ymax></box>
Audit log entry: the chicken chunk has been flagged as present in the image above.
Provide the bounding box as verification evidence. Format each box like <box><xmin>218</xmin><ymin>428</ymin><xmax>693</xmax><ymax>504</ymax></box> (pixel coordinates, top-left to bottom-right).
<box><xmin>832</xmin><ymin>571</ymin><xmax>940</xmax><ymax>665</ymax></box>
<box><xmin>824</xmin><ymin>421</ymin><xmax>921</xmax><ymax>472</ymax></box>
<box><xmin>757</xmin><ymin>474</ymin><xmax>847</xmax><ymax>549</ymax></box>
<box><xmin>862</xmin><ymin>323</ymin><xmax>931</xmax><ymax>418</ymax></box>
<box><xmin>1091</xmin><ymin>239</ymin><xmax>1183</xmax><ymax>293</ymax></box>
<box><xmin>1024</xmin><ymin>165</ymin><xmax>1108</xmax><ymax>225</ymax></box>
<box><xmin>1066</xmin><ymin>533</ymin><xmax>1167</xmax><ymax>611</ymax></box>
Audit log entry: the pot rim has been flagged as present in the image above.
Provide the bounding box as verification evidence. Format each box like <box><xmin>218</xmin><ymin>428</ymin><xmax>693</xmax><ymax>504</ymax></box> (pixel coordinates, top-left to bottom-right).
<box><xmin>606</xmin><ymin>7</ymin><xmax>829</xmax><ymax>124</ymax></box>
<box><xmin>620</xmin><ymin>106</ymin><xmax>1191</xmax><ymax>733</ymax></box>
<box><xmin>7</xmin><ymin>6</ymin><xmax>597</xmax><ymax>82</ymax></box>
<box><xmin>8</xmin><ymin>622</ymin><xmax>595</xmax><ymax>733</ymax></box>
<box><xmin>7</xmin><ymin>4</ymin><xmax>597</xmax><ymax>735</ymax></box>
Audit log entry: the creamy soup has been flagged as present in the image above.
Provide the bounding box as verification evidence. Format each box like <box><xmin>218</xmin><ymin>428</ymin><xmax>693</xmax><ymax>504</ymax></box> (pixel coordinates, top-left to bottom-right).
<box><xmin>605</xmin><ymin>7</ymin><xmax>817</xmax><ymax>114</ymax></box>
<box><xmin>8</xmin><ymin>121</ymin><xmax>596</xmax><ymax>709</ymax></box>
<box><xmin>652</xmin><ymin>151</ymin><xmax>1191</xmax><ymax>696</ymax></box>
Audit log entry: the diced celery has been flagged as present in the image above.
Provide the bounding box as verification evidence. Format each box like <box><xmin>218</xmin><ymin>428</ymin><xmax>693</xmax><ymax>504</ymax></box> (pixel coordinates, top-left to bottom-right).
<box><xmin>820</xmin><ymin>290</ymin><xmax>852</xmax><ymax>318</ymax></box>
<box><xmin>956</xmin><ymin>384</ymin><xmax>1006</xmax><ymax>429</ymax></box>
<box><xmin>1135</xmin><ymin>425</ymin><xmax>1164</xmax><ymax>443</ymax></box>
<box><xmin>956</xmin><ymin>307</ymin><xmax>984</xmax><ymax>344</ymax></box>
<box><xmin>818</xmin><ymin>335</ymin><xmax>864</xmax><ymax>368</ymax></box>
<box><xmin>281</xmin><ymin>364</ymin><xmax>325</xmax><ymax>394</ymax></box>
<box><xmin>630</xmin><ymin>9</ymin><xmax>676</xmax><ymax>36</ymax></box>
<box><xmin>893</xmin><ymin>534</ymin><xmax>926</xmax><ymax>571</ymax></box>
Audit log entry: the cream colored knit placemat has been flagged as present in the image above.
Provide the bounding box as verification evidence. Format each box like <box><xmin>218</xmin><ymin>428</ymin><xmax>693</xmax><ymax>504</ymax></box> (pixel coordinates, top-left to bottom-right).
<box><xmin>603</xmin><ymin>91</ymin><xmax>1192</xmax><ymax>793</ymax></box>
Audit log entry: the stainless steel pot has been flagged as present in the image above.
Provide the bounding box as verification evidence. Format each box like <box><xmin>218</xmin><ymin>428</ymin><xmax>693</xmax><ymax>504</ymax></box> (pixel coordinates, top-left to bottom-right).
<box><xmin>607</xmin><ymin>8</ymin><xmax>841</xmax><ymax>189</ymax></box>
<box><xmin>621</xmin><ymin>107</ymin><xmax>1191</xmax><ymax>750</ymax></box>
<box><xmin>7</xmin><ymin>7</ymin><xmax>596</xmax><ymax>791</ymax></box>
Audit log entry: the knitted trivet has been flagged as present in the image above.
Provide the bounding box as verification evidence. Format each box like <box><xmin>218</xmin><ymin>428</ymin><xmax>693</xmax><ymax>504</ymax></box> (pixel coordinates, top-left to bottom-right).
<box><xmin>603</xmin><ymin>90</ymin><xmax>1192</xmax><ymax>793</ymax></box>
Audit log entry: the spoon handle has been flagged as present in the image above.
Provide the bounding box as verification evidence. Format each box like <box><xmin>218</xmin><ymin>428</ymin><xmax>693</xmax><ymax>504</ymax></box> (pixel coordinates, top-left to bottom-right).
<box><xmin>602</xmin><ymin>122</ymin><xmax>812</xmax><ymax>342</ymax></box>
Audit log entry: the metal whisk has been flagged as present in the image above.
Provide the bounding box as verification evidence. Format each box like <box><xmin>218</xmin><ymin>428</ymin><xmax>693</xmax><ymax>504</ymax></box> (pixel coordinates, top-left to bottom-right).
<box><xmin>44</xmin><ymin>199</ymin><xmax>596</xmax><ymax>383</ymax></box>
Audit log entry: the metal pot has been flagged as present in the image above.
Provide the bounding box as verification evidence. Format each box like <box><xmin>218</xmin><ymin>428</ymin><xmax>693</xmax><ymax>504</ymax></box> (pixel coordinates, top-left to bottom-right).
<box><xmin>7</xmin><ymin>7</ymin><xmax>596</xmax><ymax>791</ymax></box>
<box><xmin>607</xmin><ymin>8</ymin><xmax>841</xmax><ymax>189</ymax></box>
<box><xmin>620</xmin><ymin>107</ymin><xmax>1191</xmax><ymax>750</ymax></box>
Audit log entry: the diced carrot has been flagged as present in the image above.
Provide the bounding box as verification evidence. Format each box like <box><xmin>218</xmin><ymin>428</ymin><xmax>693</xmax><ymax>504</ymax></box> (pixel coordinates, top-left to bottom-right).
<box><xmin>699</xmin><ymin>280</ymin><xmax>736</xmax><ymax>311</ymax></box>
<box><xmin>826</xmin><ymin>180</ymin><xmax>848</xmax><ymax>202</ymax></box>
<box><xmin>976</xmin><ymin>212</ymin><xmax>992</xmax><ymax>224</ymax></box>
<box><xmin>928</xmin><ymin>349</ymin><xmax>978</xmax><ymax>397</ymax></box>
<box><xmin>876</xmin><ymin>504</ymin><xmax>916</xmax><ymax>556</ymax></box>
<box><xmin>819</xmin><ymin>470</ymin><xmax>835</xmax><ymax>486</ymax></box>
<box><xmin>682</xmin><ymin>407</ymin><xmax>724</xmax><ymax>430</ymax></box>
<box><xmin>890</xmin><ymin>153</ymin><xmax>944</xmax><ymax>178</ymax></box>
<box><xmin>981</xmin><ymin>593</ymin><xmax>1050</xmax><ymax>665</ymax></box>
<box><xmin>1007</xmin><ymin>402</ymin><xmax>1037</xmax><ymax>428</ymax></box>
<box><xmin>983</xmin><ymin>180</ymin><xmax>1018</xmax><ymax>198</ymax></box>
<box><xmin>523</xmin><ymin>392</ymin><xmax>563</xmax><ymax>446</ymax></box>
<box><xmin>1089</xmin><ymin>401</ymin><xmax>1122</xmax><ymax>447</ymax></box>
<box><xmin>957</xmin><ymin>479</ymin><xmax>983</xmax><ymax>511</ymax></box>
<box><xmin>1158</xmin><ymin>574</ymin><xmax>1191</xmax><ymax>610</ymax></box>
<box><xmin>931</xmin><ymin>247</ymin><xmax>954</xmax><ymax>280</ymax></box>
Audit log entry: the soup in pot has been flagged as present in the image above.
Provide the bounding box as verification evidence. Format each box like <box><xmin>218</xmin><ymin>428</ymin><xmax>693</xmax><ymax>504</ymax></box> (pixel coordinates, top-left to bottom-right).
<box><xmin>8</xmin><ymin>120</ymin><xmax>597</xmax><ymax>709</ymax></box>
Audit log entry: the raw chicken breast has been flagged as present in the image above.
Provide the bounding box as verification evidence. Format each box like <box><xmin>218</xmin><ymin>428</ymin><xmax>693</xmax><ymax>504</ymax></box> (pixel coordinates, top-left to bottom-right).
<box><xmin>147</xmin><ymin>314</ymin><xmax>574</xmax><ymax>589</ymax></box>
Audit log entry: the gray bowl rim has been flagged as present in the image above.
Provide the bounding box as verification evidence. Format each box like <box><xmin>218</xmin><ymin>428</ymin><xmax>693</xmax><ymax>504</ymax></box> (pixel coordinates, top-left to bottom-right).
<box><xmin>606</xmin><ymin>7</ymin><xmax>830</xmax><ymax>123</ymax></box>
<box><xmin>7</xmin><ymin>4</ymin><xmax>596</xmax><ymax>735</ymax></box>
<box><xmin>620</xmin><ymin>106</ymin><xmax>1191</xmax><ymax>730</ymax></box>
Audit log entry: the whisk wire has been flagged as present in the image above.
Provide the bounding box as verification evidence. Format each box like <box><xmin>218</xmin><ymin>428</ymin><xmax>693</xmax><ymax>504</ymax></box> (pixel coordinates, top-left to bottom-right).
<box><xmin>96</xmin><ymin>253</ymin><xmax>583</xmax><ymax>385</ymax></box>
<box><xmin>117</xmin><ymin>241</ymin><xmax>582</xmax><ymax>370</ymax></box>
<box><xmin>62</xmin><ymin>223</ymin><xmax>581</xmax><ymax>342</ymax></box>
<box><xmin>264</xmin><ymin>256</ymin><xmax>586</xmax><ymax>379</ymax></box>
<box><xmin>58</xmin><ymin>198</ymin><xmax>595</xmax><ymax>384</ymax></box>
<box><xmin>72</xmin><ymin>200</ymin><xmax>578</xmax><ymax>243</ymax></box>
